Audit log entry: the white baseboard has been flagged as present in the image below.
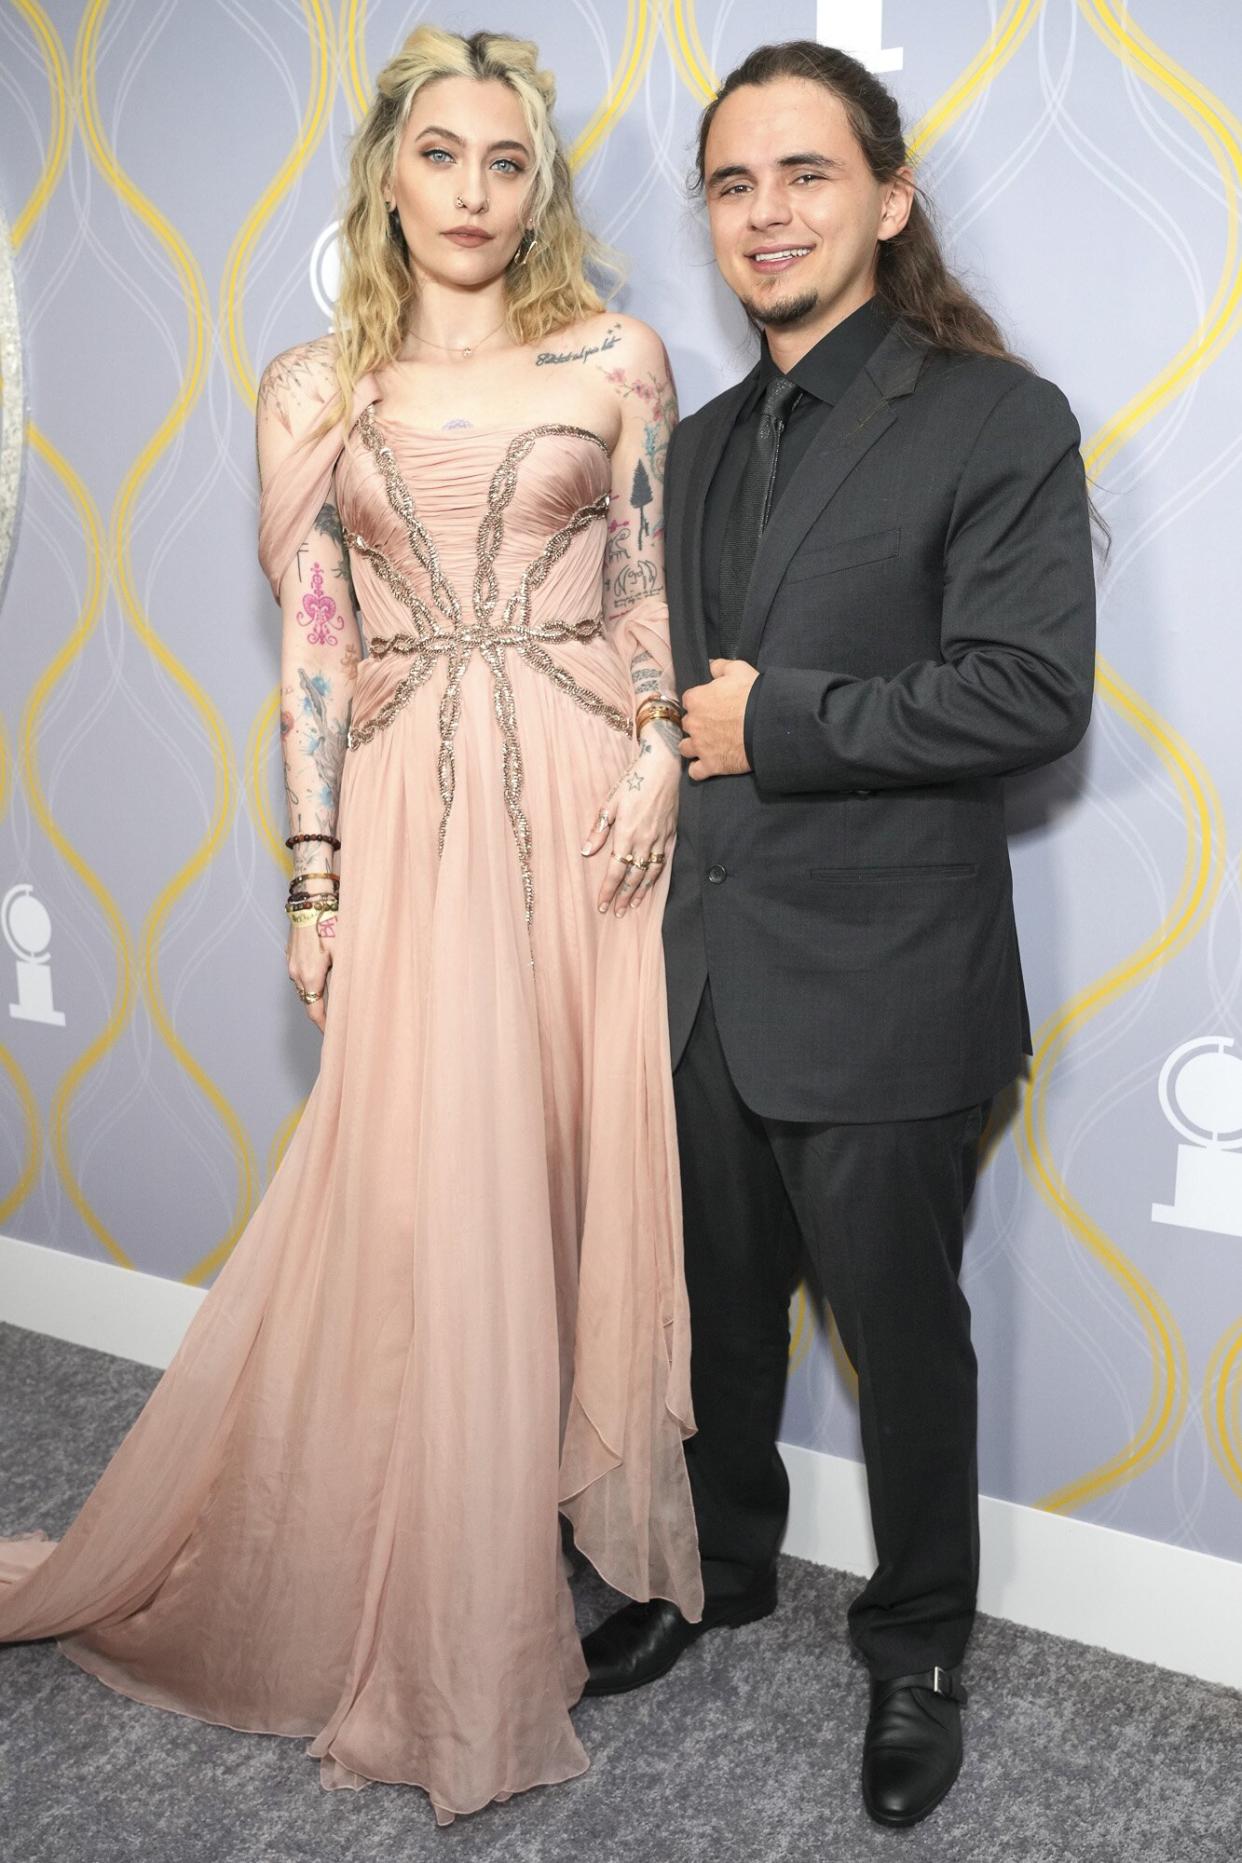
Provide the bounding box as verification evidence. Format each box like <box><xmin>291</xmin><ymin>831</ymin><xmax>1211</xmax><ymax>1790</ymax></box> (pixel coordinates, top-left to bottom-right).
<box><xmin>0</xmin><ymin>1232</ymin><xmax>206</xmax><ymax>1369</ymax></box>
<box><xmin>3</xmin><ymin>1232</ymin><xmax>1240</xmax><ymax>1692</ymax></box>
<box><xmin>782</xmin><ymin>1442</ymin><xmax>1242</xmax><ymax>1692</ymax></box>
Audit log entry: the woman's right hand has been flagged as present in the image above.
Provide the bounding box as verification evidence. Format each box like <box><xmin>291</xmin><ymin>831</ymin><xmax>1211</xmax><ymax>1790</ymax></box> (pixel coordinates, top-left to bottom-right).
<box><xmin>287</xmin><ymin>919</ymin><xmax>335</xmax><ymax>1033</ymax></box>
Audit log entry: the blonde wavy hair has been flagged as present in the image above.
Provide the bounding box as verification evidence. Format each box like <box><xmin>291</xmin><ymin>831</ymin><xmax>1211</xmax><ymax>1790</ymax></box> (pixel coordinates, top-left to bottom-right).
<box><xmin>326</xmin><ymin>25</ymin><xmax>614</xmax><ymax>424</ymax></box>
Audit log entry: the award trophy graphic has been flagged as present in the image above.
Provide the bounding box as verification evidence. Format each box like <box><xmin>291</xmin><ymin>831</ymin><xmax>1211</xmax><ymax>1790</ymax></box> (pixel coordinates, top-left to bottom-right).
<box><xmin>3</xmin><ymin>883</ymin><xmax>66</xmax><ymax>1027</ymax></box>
<box><xmin>1151</xmin><ymin>1036</ymin><xmax>1242</xmax><ymax>1239</ymax></box>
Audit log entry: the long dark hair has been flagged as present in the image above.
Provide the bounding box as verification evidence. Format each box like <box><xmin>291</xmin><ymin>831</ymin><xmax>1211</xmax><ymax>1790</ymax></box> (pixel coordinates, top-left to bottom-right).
<box><xmin>692</xmin><ymin>40</ymin><xmax>1020</xmax><ymax>365</ymax></box>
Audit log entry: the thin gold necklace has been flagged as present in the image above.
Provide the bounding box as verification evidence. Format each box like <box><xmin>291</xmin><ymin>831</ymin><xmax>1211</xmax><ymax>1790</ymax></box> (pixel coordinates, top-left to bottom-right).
<box><xmin>408</xmin><ymin>318</ymin><xmax>507</xmax><ymax>360</ymax></box>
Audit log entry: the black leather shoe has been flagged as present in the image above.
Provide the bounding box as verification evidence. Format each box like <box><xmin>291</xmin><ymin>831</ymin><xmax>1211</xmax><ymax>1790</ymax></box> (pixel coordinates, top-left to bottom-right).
<box><xmin>861</xmin><ymin>1666</ymin><xmax>968</xmax><ymax>1827</ymax></box>
<box><xmin>581</xmin><ymin>1572</ymin><xmax>778</xmax><ymax>1697</ymax></box>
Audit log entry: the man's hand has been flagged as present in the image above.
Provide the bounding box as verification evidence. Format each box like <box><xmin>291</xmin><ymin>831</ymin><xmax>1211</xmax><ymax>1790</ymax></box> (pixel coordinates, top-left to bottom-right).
<box><xmin>680</xmin><ymin>658</ymin><xmax>760</xmax><ymax>780</ymax></box>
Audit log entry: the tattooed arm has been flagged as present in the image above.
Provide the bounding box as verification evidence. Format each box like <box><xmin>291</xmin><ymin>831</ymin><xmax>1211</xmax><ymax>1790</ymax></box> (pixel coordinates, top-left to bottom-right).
<box><xmin>257</xmin><ymin>340</ymin><xmax>361</xmax><ymax>1025</ymax></box>
<box><xmin>598</xmin><ymin>324</ymin><xmax>681</xmax><ymax>759</ymax></box>
<box><xmin>582</xmin><ymin>319</ymin><xmax>682</xmax><ymax>916</ymax></box>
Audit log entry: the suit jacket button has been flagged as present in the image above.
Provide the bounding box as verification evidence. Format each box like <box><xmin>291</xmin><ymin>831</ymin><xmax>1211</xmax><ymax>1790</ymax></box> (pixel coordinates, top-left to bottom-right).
<box><xmin>707</xmin><ymin>864</ymin><xmax>727</xmax><ymax>884</ymax></box>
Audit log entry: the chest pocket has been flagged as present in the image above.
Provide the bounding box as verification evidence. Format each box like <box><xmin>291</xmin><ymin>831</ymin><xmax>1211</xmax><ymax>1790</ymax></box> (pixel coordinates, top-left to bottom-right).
<box><xmin>783</xmin><ymin>525</ymin><xmax>901</xmax><ymax>585</ymax></box>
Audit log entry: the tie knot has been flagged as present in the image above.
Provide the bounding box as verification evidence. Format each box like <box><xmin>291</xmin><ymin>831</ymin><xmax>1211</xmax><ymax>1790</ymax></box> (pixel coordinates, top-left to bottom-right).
<box><xmin>760</xmin><ymin>374</ymin><xmax>801</xmax><ymax>433</ymax></box>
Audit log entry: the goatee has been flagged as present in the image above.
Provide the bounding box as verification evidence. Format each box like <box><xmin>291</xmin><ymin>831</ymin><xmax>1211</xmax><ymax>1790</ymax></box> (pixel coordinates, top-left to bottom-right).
<box><xmin>741</xmin><ymin>288</ymin><xmax>819</xmax><ymax>329</ymax></box>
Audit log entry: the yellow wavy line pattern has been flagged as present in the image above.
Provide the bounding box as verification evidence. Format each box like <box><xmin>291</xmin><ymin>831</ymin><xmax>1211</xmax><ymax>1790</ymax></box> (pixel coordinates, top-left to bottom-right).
<box><xmin>1019</xmin><ymin>6</ymin><xmax>1239</xmax><ymax>1516</ymax></box>
<box><xmin>236</xmin><ymin>0</ymin><xmax>341</xmax><ymax>874</ymax></box>
<box><xmin>1205</xmin><ymin>1318</ymin><xmax>1242</xmax><ymax>1502</ymax></box>
<box><xmin>20</xmin><ymin>425</ymin><xmax>135</xmax><ymax>1264</ymax></box>
<box><xmin>908</xmin><ymin>0</ymin><xmax>1043</xmax><ymax>160</ymax></box>
<box><xmin>663</xmin><ymin>0</ymin><xmax>1044</xmax><ymax>143</ymax></box>
<box><xmin>788</xmin><ymin>1285</ymin><xmax>858</xmax><ymax>1393</ymax></box>
<box><xmin>787</xmin><ymin>1283</ymin><xmax>811</xmax><ymax>1372</ymax></box>
<box><xmin>1</xmin><ymin>2</ymin><xmax>74</xmax><ymax>1232</ymax></box>
<box><xmin>664</xmin><ymin>0</ymin><xmax>716</xmax><ymax>103</ymax></box>
<box><xmin>1018</xmin><ymin>677</ymin><xmax>1217</xmax><ymax>1512</ymax></box>
<box><xmin>571</xmin><ymin>1</ymin><xmax>659</xmax><ymax>171</ymax></box>
<box><xmin>828</xmin><ymin>1310</ymin><xmax>860</xmax><ymax>1398</ymax></box>
<box><xmin>221</xmin><ymin>0</ymin><xmax>334</xmax><ymax>406</ymax></box>
<box><xmin>1078</xmin><ymin>0</ymin><xmax>1242</xmax><ymax>474</ymax></box>
<box><xmin>340</xmin><ymin>0</ymin><xmax>369</xmax><ymax>124</ymax></box>
<box><xmin>0</xmin><ymin>1042</ymin><xmax>41</xmax><ymax>1225</ymax></box>
<box><xmin>0</xmin><ymin>713</ymin><xmax>36</xmax><ymax>1223</ymax></box>
<box><xmin>76</xmin><ymin>0</ymin><xmax>257</xmax><ymax>1288</ymax></box>
<box><xmin>266</xmin><ymin>1095</ymin><xmax>307</xmax><ymax>1185</ymax></box>
<box><xmin>9</xmin><ymin>0</ymin><xmax>71</xmax><ymax>248</ymax></box>
<box><xmin>338</xmin><ymin>3</ymin><xmax>656</xmax><ymax>163</ymax></box>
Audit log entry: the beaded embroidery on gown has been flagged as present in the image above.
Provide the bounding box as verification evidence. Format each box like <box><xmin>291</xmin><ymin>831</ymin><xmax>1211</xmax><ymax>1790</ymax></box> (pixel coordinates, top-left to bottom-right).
<box><xmin>0</xmin><ymin>368</ymin><xmax>702</xmax><ymax>1823</ymax></box>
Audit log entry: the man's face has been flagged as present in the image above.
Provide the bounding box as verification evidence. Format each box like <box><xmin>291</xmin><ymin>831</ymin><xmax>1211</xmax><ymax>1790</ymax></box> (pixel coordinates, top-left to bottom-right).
<box><xmin>703</xmin><ymin>77</ymin><xmax>911</xmax><ymax>334</ymax></box>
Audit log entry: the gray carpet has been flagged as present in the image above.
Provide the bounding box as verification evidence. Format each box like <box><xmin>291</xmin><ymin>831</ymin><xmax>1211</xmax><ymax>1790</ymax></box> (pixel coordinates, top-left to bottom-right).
<box><xmin>1</xmin><ymin>1322</ymin><xmax>1238</xmax><ymax>1863</ymax></box>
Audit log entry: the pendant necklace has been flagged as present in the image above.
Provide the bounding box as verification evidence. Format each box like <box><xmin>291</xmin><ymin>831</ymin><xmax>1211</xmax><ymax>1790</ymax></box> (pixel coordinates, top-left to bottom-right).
<box><xmin>409</xmin><ymin>319</ymin><xmax>507</xmax><ymax>360</ymax></box>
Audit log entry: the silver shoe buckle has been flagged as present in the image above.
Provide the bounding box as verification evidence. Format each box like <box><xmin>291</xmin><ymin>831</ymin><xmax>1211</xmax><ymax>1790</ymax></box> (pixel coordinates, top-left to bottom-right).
<box><xmin>932</xmin><ymin>1665</ymin><xmax>949</xmax><ymax>1696</ymax></box>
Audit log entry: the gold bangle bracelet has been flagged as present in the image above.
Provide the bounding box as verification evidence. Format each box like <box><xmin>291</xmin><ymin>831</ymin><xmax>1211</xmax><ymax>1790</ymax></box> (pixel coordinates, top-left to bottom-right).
<box><xmin>635</xmin><ymin>701</ymin><xmax>684</xmax><ymax>734</ymax></box>
<box><xmin>286</xmin><ymin>899</ymin><xmax>339</xmax><ymax>924</ymax></box>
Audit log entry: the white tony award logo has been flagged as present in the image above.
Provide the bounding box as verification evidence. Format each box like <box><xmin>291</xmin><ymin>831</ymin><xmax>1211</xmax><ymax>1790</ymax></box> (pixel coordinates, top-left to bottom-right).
<box><xmin>817</xmin><ymin>1</ymin><xmax>903</xmax><ymax>72</ymax></box>
<box><xmin>3</xmin><ymin>882</ymin><xmax>66</xmax><ymax>1027</ymax></box>
<box><xmin>1151</xmin><ymin>1037</ymin><xmax>1242</xmax><ymax>1239</ymax></box>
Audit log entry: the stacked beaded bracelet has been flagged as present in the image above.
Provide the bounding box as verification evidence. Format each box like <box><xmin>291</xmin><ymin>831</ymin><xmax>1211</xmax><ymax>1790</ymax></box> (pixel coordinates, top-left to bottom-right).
<box><xmin>635</xmin><ymin>695</ymin><xmax>684</xmax><ymax>736</ymax></box>
<box><xmin>285</xmin><ymin>832</ymin><xmax>341</xmax><ymax>852</ymax></box>
<box><xmin>286</xmin><ymin>898</ymin><xmax>339</xmax><ymax>926</ymax></box>
<box><xmin>286</xmin><ymin>882</ymin><xmax>339</xmax><ymax>924</ymax></box>
<box><xmin>286</xmin><ymin>854</ymin><xmax>340</xmax><ymax>925</ymax></box>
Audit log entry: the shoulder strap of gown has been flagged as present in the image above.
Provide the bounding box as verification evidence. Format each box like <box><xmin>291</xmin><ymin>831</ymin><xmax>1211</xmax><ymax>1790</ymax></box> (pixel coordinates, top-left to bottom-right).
<box><xmin>257</xmin><ymin>371</ymin><xmax>378</xmax><ymax>603</ymax></box>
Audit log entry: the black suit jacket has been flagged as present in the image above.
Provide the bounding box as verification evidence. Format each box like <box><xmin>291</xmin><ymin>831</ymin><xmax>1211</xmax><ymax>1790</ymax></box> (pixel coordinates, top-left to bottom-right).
<box><xmin>662</xmin><ymin>321</ymin><xmax>1096</xmax><ymax>1123</ymax></box>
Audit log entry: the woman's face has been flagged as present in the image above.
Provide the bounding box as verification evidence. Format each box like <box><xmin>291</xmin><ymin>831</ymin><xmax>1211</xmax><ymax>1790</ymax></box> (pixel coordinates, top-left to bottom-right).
<box><xmin>387</xmin><ymin>76</ymin><xmax>536</xmax><ymax>289</ymax></box>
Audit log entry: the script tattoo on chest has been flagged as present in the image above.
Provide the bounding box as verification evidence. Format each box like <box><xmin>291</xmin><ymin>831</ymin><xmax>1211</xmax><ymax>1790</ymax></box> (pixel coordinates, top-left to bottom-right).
<box><xmin>535</xmin><ymin>321</ymin><xmax>622</xmax><ymax>367</ymax></box>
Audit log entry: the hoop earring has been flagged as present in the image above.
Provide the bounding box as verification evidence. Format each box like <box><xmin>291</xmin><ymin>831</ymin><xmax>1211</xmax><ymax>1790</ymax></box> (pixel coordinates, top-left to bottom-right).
<box><xmin>513</xmin><ymin>227</ymin><xmax>538</xmax><ymax>266</ymax></box>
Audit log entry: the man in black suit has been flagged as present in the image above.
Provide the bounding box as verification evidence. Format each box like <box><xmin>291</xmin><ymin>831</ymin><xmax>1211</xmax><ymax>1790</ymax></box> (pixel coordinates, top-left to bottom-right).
<box><xmin>582</xmin><ymin>41</ymin><xmax>1096</xmax><ymax>1828</ymax></box>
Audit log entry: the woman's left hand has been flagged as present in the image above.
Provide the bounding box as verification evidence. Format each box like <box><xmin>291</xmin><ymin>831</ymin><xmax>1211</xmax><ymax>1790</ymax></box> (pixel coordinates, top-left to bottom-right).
<box><xmin>581</xmin><ymin>732</ymin><xmax>680</xmax><ymax>917</ymax></box>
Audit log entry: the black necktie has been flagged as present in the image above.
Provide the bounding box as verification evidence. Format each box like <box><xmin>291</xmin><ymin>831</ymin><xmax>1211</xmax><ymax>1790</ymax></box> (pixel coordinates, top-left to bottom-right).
<box><xmin>717</xmin><ymin>374</ymin><xmax>802</xmax><ymax>657</ymax></box>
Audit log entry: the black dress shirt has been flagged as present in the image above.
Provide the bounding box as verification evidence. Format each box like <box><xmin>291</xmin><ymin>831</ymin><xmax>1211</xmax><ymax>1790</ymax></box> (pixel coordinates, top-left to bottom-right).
<box><xmin>701</xmin><ymin>296</ymin><xmax>893</xmax><ymax>662</ymax></box>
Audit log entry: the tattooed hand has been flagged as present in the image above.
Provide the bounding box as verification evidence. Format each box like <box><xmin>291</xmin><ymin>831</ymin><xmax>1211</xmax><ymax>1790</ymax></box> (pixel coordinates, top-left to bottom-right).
<box><xmin>287</xmin><ymin>918</ymin><xmax>335</xmax><ymax>1032</ymax></box>
<box><xmin>580</xmin><ymin>717</ymin><xmax>680</xmax><ymax>918</ymax></box>
<box><xmin>580</xmin><ymin>752</ymin><xmax>678</xmax><ymax>918</ymax></box>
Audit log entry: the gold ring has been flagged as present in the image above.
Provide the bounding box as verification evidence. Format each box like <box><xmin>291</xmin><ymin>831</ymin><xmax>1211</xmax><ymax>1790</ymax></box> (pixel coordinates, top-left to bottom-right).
<box><xmin>299</xmin><ymin>989</ymin><xmax>321</xmax><ymax>1003</ymax></box>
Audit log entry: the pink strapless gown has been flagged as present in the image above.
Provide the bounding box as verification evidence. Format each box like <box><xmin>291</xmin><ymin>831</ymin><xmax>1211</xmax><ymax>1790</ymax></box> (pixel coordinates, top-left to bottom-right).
<box><xmin>0</xmin><ymin>387</ymin><xmax>703</xmax><ymax>1824</ymax></box>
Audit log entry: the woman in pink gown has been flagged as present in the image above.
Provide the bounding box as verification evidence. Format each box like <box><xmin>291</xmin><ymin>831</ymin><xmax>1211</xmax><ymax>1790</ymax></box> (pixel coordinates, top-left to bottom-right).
<box><xmin>0</xmin><ymin>26</ymin><xmax>701</xmax><ymax>1823</ymax></box>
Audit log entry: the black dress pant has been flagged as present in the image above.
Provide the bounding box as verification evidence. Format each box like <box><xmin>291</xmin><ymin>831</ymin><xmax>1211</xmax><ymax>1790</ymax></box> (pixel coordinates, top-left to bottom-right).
<box><xmin>675</xmin><ymin>984</ymin><xmax>987</xmax><ymax>1679</ymax></box>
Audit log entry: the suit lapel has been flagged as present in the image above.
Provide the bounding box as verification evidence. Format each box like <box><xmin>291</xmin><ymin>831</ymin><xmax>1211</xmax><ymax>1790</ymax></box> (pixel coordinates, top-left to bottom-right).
<box><xmin>673</xmin><ymin>369</ymin><xmax>758</xmax><ymax>680</ymax></box>
<box><xmin>734</xmin><ymin>324</ymin><xmax>927</xmax><ymax>666</ymax></box>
